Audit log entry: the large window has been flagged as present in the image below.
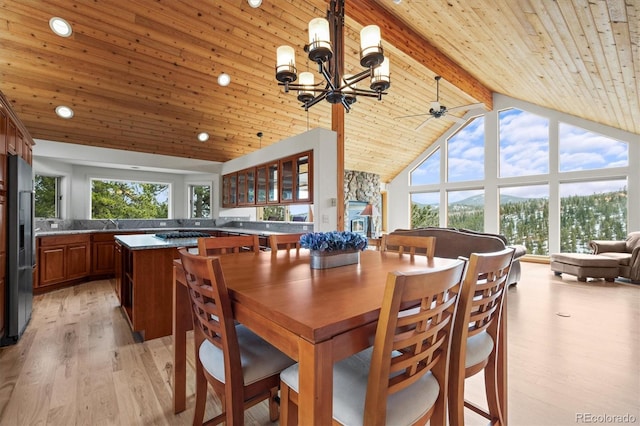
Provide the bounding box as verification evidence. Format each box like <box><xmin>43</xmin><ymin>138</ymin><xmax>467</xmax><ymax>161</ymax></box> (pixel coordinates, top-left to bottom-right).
<box><xmin>410</xmin><ymin>149</ymin><xmax>440</xmax><ymax>185</ymax></box>
<box><xmin>447</xmin><ymin>116</ymin><xmax>484</xmax><ymax>182</ymax></box>
<box><xmin>91</xmin><ymin>179</ymin><xmax>170</xmax><ymax>219</ymax></box>
<box><xmin>261</xmin><ymin>204</ymin><xmax>312</xmax><ymax>222</ymax></box>
<box><xmin>559</xmin><ymin>123</ymin><xmax>628</xmax><ymax>172</ymax></box>
<box><xmin>411</xmin><ymin>192</ymin><xmax>439</xmax><ymax>228</ymax></box>
<box><xmin>447</xmin><ymin>189</ymin><xmax>484</xmax><ymax>231</ymax></box>
<box><xmin>500</xmin><ymin>185</ymin><xmax>549</xmax><ymax>255</ymax></box>
<box><xmin>499</xmin><ymin>109</ymin><xmax>549</xmax><ymax>177</ymax></box>
<box><xmin>189</xmin><ymin>184</ymin><xmax>211</xmax><ymax>218</ymax></box>
<box><xmin>559</xmin><ymin>180</ymin><xmax>627</xmax><ymax>253</ymax></box>
<box><xmin>402</xmin><ymin>101</ymin><xmax>633</xmax><ymax>256</ymax></box>
<box><xmin>35</xmin><ymin>175</ymin><xmax>61</xmax><ymax>218</ymax></box>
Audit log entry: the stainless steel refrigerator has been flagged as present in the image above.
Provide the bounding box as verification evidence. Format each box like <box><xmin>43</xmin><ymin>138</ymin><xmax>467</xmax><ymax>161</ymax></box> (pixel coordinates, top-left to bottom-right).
<box><xmin>2</xmin><ymin>154</ymin><xmax>34</xmax><ymax>346</ymax></box>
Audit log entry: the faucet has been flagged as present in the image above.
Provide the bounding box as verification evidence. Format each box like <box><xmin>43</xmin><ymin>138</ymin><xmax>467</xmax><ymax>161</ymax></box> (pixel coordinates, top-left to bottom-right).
<box><xmin>103</xmin><ymin>219</ymin><xmax>119</xmax><ymax>230</ymax></box>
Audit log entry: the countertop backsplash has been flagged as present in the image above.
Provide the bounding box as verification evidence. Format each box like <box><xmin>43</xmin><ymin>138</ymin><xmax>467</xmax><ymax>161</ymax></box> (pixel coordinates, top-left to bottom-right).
<box><xmin>34</xmin><ymin>217</ymin><xmax>312</xmax><ymax>235</ymax></box>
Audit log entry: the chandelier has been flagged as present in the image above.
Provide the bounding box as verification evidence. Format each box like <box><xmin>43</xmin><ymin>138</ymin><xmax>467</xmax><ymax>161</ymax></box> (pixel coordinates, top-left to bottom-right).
<box><xmin>275</xmin><ymin>0</ymin><xmax>390</xmax><ymax>112</ymax></box>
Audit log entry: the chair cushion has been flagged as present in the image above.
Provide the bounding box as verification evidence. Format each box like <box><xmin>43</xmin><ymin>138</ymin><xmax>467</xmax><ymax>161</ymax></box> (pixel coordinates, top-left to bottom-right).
<box><xmin>598</xmin><ymin>252</ymin><xmax>632</xmax><ymax>266</ymax></box>
<box><xmin>199</xmin><ymin>324</ymin><xmax>294</xmax><ymax>386</ymax></box>
<box><xmin>550</xmin><ymin>253</ymin><xmax>619</xmax><ymax>268</ymax></box>
<box><xmin>280</xmin><ymin>347</ymin><xmax>440</xmax><ymax>425</ymax></box>
<box><xmin>465</xmin><ymin>331</ymin><xmax>494</xmax><ymax>368</ymax></box>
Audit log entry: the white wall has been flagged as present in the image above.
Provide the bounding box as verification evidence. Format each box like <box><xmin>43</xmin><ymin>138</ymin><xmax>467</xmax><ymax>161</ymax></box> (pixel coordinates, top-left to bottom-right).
<box><xmin>33</xmin><ymin>157</ymin><xmax>216</xmax><ymax>219</ymax></box>
<box><xmin>220</xmin><ymin>128</ymin><xmax>338</xmax><ymax>232</ymax></box>
<box><xmin>32</xmin><ymin>129</ymin><xmax>337</xmax><ymax>227</ymax></box>
<box><xmin>388</xmin><ymin>93</ymin><xmax>640</xmax><ymax>249</ymax></box>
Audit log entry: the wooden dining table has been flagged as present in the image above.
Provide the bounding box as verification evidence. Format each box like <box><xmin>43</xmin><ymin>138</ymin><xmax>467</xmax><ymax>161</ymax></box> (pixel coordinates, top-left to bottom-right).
<box><xmin>172</xmin><ymin>249</ymin><xmax>472</xmax><ymax>424</ymax></box>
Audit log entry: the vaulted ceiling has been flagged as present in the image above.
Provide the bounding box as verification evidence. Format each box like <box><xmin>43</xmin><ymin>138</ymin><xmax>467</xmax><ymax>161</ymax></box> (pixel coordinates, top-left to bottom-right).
<box><xmin>1</xmin><ymin>0</ymin><xmax>637</xmax><ymax>182</ymax></box>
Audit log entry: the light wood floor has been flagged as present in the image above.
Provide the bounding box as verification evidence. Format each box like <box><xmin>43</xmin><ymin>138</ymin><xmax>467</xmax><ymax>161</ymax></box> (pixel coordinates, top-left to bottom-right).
<box><xmin>0</xmin><ymin>262</ymin><xmax>638</xmax><ymax>425</ymax></box>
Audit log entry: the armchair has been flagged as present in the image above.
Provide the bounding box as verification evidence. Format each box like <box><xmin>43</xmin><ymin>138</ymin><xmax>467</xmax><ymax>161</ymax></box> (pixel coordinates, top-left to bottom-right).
<box><xmin>589</xmin><ymin>231</ymin><xmax>640</xmax><ymax>282</ymax></box>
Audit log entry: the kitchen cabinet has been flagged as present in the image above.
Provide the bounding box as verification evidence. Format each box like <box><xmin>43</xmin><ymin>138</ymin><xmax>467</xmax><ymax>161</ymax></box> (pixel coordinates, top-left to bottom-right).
<box><xmin>6</xmin><ymin>120</ymin><xmax>16</xmax><ymax>155</ymax></box>
<box><xmin>237</xmin><ymin>168</ymin><xmax>256</xmax><ymax>205</ymax></box>
<box><xmin>222</xmin><ymin>173</ymin><xmax>237</xmax><ymax>208</ymax></box>
<box><xmin>0</xmin><ymin>108</ymin><xmax>6</xmax><ymax>192</ymax></box>
<box><xmin>221</xmin><ymin>151</ymin><xmax>312</xmax><ymax>208</ymax></box>
<box><xmin>115</xmin><ymin>241</ymin><xmax>180</xmax><ymax>340</ymax></box>
<box><xmin>0</xmin><ymin>195</ymin><xmax>5</xmax><ymax>335</ymax></box>
<box><xmin>279</xmin><ymin>151</ymin><xmax>313</xmax><ymax>204</ymax></box>
<box><xmin>256</xmin><ymin>162</ymin><xmax>279</xmax><ymax>204</ymax></box>
<box><xmin>37</xmin><ymin>234</ymin><xmax>91</xmax><ymax>289</ymax></box>
<box><xmin>91</xmin><ymin>232</ymin><xmax>117</xmax><ymax>276</ymax></box>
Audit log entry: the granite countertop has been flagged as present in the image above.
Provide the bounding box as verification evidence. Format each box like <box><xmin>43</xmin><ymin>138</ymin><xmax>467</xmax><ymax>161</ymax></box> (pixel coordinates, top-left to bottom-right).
<box><xmin>114</xmin><ymin>233</ymin><xmax>202</xmax><ymax>250</ymax></box>
<box><xmin>35</xmin><ymin>226</ymin><xmax>289</xmax><ymax>238</ymax></box>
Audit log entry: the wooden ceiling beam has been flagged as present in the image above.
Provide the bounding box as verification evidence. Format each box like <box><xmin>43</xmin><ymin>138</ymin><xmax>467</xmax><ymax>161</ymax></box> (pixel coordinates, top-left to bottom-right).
<box><xmin>347</xmin><ymin>0</ymin><xmax>493</xmax><ymax>109</ymax></box>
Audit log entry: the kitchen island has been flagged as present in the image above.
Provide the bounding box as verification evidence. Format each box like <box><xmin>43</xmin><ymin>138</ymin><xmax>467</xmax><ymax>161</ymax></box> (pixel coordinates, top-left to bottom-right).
<box><xmin>113</xmin><ymin>229</ymin><xmax>288</xmax><ymax>340</ymax></box>
<box><xmin>114</xmin><ymin>233</ymin><xmax>202</xmax><ymax>340</ymax></box>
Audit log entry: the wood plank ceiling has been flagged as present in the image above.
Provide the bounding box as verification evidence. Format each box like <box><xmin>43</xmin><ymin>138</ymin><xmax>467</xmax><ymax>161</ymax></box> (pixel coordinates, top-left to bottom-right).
<box><xmin>0</xmin><ymin>0</ymin><xmax>637</xmax><ymax>183</ymax></box>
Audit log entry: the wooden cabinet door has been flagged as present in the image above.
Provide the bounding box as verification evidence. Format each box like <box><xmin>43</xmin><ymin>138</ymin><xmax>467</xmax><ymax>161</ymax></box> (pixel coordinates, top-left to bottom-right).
<box><xmin>256</xmin><ymin>165</ymin><xmax>267</xmax><ymax>204</ymax></box>
<box><xmin>222</xmin><ymin>173</ymin><xmax>238</xmax><ymax>207</ymax></box>
<box><xmin>6</xmin><ymin>120</ymin><xmax>16</xmax><ymax>155</ymax></box>
<box><xmin>15</xmin><ymin>127</ymin><xmax>23</xmax><ymax>158</ymax></box>
<box><xmin>237</xmin><ymin>172</ymin><xmax>246</xmax><ymax>204</ymax></box>
<box><xmin>39</xmin><ymin>246</ymin><xmax>66</xmax><ymax>286</ymax></box>
<box><xmin>246</xmin><ymin>168</ymin><xmax>255</xmax><ymax>204</ymax></box>
<box><xmin>92</xmin><ymin>241</ymin><xmax>116</xmax><ymax>275</ymax></box>
<box><xmin>0</xmin><ymin>193</ymin><xmax>5</xmax><ymax>333</ymax></box>
<box><xmin>67</xmin><ymin>243</ymin><xmax>90</xmax><ymax>280</ymax></box>
<box><xmin>267</xmin><ymin>162</ymin><xmax>279</xmax><ymax>203</ymax></box>
<box><xmin>280</xmin><ymin>157</ymin><xmax>294</xmax><ymax>203</ymax></box>
<box><xmin>0</xmin><ymin>108</ymin><xmax>6</xmax><ymax>192</ymax></box>
<box><xmin>295</xmin><ymin>152</ymin><xmax>312</xmax><ymax>202</ymax></box>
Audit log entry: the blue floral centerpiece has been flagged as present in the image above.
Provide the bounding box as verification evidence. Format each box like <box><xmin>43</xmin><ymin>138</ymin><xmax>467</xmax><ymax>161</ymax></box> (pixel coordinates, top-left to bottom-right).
<box><xmin>300</xmin><ymin>231</ymin><xmax>368</xmax><ymax>269</ymax></box>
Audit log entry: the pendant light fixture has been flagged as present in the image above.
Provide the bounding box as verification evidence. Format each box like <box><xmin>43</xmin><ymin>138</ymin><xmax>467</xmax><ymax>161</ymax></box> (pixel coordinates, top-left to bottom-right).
<box><xmin>275</xmin><ymin>0</ymin><xmax>390</xmax><ymax>112</ymax></box>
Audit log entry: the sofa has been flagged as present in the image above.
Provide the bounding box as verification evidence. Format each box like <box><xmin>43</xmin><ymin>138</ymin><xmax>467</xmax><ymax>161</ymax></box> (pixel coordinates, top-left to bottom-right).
<box><xmin>588</xmin><ymin>232</ymin><xmax>640</xmax><ymax>282</ymax></box>
<box><xmin>389</xmin><ymin>227</ymin><xmax>527</xmax><ymax>286</ymax></box>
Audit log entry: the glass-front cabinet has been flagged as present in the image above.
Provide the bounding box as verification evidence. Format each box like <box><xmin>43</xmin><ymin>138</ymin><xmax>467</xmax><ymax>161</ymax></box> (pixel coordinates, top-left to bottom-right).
<box><xmin>267</xmin><ymin>162</ymin><xmax>279</xmax><ymax>203</ymax></box>
<box><xmin>256</xmin><ymin>165</ymin><xmax>267</xmax><ymax>204</ymax></box>
<box><xmin>280</xmin><ymin>157</ymin><xmax>294</xmax><ymax>203</ymax></box>
<box><xmin>222</xmin><ymin>173</ymin><xmax>237</xmax><ymax>207</ymax></box>
<box><xmin>221</xmin><ymin>151</ymin><xmax>312</xmax><ymax>208</ymax></box>
<box><xmin>237</xmin><ymin>168</ymin><xmax>255</xmax><ymax>205</ymax></box>
<box><xmin>296</xmin><ymin>153</ymin><xmax>311</xmax><ymax>202</ymax></box>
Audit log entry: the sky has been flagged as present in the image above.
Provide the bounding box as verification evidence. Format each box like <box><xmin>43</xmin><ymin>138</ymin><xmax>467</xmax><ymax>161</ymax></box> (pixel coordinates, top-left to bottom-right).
<box><xmin>411</xmin><ymin>108</ymin><xmax>629</xmax><ymax>200</ymax></box>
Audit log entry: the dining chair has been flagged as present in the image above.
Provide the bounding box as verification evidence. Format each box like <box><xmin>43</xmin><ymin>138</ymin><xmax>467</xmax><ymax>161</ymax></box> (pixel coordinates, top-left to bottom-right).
<box><xmin>178</xmin><ymin>248</ymin><xmax>295</xmax><ymax>425</ymax></box>
<box><xmin>279</xmin><ymin>259</ymin><xmax>467</xmax><ymax>426</ymax></box>
<box><xmin>197</xmin><ymin>234</ymin><xmax>261</xmax><ymax>256</ymax></box>
<box><xmin>448</xmin><ymin>248</ymin><xmax>515</xmax><ymax>426</ymax></box>
<box><xmin>380</xmin><ymin>234</ymin><xmax>436</xmax><ymax>258</ymax></box>
<box><xmin>269</xmin><ymin>233</ymin><xmax>304</xmax><ymax>254</ymax></box>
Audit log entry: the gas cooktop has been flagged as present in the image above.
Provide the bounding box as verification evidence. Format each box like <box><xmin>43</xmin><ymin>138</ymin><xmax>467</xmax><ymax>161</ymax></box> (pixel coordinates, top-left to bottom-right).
<box><xmin>154</xmin><ymin>231</ymin><xmax>211</xmax><ymax>240</ymax></box>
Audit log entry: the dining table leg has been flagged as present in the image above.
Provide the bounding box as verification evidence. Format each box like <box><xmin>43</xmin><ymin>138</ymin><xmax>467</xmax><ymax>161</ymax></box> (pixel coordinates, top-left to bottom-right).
<box><xmin>173</xmin><ymin>268</ymin><xmax>192</xmax><ymax>414</ymax></box>
<box><xmin>297</xmin><ymin>338</ymin><xmax>334</xmax><ymax>425</ymax></box>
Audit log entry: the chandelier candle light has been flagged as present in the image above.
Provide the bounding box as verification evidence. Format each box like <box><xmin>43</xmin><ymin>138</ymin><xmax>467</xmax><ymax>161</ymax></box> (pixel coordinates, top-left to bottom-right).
<box><xmin>275</xmin><ymin>0</ymin><xmax>390</xmax><ymax>111</ymax></box>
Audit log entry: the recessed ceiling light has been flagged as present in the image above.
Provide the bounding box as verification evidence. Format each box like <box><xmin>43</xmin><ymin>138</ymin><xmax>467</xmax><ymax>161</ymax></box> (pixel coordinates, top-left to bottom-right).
<box><xmin>217</xmin><ymin>73</ymin><xmax>231</xmax><ymax>87</ymax></box>
<box><xmin>248</xmin><ymin>0</ymin><xmax>262</xmax><ymax>8</ymax></box>
<box><xmin>197</xmin><ymin>132</ymin><xmax>209</xmax><ymax>142</ymax></box>
<box><xmin>49</xmin><ymin>17</ymin><xmax>72</xmax><ymax>37</ymax></box>
<box><xmin>55</xmin><ymin>105</ymin><xmax>74</xmax><ymax>119</ymax></box>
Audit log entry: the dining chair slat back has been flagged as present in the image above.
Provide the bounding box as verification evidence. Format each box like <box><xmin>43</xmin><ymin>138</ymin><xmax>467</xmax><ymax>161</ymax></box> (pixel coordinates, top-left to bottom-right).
<box><xmin>381</xmin><ymin>234</ymin><xmax>436</xmax><ymax>259</ymax></box>
<box><xmin>279</xmin><ymin>258</ymin><xmax>467</xmax><ymax>426</ymax></box>
<box><xmin>448</xmin><ymin>247</ymin><xmax>515</xmax><ymax>426</ymax></box>
<box><xmin>178</xmin><ymin>248</ymin><xmax>294</xmax><ymax>425</ymax></box>
<box><xmin>269</xmin><ymin>233</ymin><xmax>304</xmax><ymax>254</ymax></box>
<box><xmin>197</xmin><ymin>234</ymin><xmax>261</xmax><ymax>256</ymax></box>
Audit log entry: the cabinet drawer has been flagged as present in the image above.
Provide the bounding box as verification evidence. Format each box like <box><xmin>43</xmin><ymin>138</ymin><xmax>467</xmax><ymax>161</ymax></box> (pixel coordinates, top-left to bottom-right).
<box><xmin>39</xmin><ymin>234</ymin><xmax>90</xmax><ymax>246</ymax></box>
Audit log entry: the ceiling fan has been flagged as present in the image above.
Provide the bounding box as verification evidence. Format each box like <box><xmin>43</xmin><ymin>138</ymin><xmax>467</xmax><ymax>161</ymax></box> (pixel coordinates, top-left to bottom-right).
<box><xmin>397</xmin><ymin>75</ymin><xmax>485</xmax><ymax>131</ymax></box>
